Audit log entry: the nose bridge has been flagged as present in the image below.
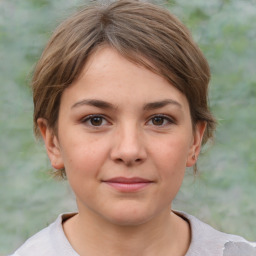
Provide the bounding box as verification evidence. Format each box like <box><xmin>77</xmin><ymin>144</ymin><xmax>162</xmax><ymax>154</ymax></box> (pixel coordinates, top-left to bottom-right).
<box><xmin>111</xmin><ymin>120</ymin><xmax>146</xmax><ymax>165</ymax></box>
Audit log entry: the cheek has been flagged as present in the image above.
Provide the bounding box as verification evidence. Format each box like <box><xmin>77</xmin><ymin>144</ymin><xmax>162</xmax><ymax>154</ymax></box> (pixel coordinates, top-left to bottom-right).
<box><xmin>150</xmin><ymin>135</ymin><xmax>191</xmax><ymax>196</ymax></box>
<box><xmin>152</xmin><ymin>135</ymin><xmax>191</xmax><ymax>170</ymax></box>
<box><xmin>62</xmin><ymin>142</ymin><xmax>109</xmax><ymax>199</ymax></box>
<box><xmin>159</xmin><ymin>140</ymin><xmax>189</xmax><ymax>189</ymax></box>
<box><xmin>60</xmin><ymin>136</ymin><xmax>109</xmax><ymax>177</ymax></box>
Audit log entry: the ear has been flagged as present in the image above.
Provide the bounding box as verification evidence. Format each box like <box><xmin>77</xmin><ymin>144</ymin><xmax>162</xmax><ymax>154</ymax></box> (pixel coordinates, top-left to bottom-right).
<box><xmin>186</xmin><ymin>121</ymin><xmax>206</xmax><ymax>167</ymax></box>
<box><xmin>37</xmin><ymin>118</ymin><xmax>64</xmax><ymax>170</ymax></box>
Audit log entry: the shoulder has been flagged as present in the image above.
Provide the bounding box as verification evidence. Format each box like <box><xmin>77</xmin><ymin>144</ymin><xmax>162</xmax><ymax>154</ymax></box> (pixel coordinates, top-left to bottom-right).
<box><xmin>175</xmin><ymin>211</ymin><xmax>256</xmax><ymax>256</ymax></box>
<box><xmin>9</xmin><ymin>213</ymin><xmax>78</xmax><ymax>256</ymax></box>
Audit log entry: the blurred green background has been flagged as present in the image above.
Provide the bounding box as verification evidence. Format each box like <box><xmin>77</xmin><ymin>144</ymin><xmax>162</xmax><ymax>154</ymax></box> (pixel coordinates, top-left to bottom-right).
<box><xmin>0</xmin><ymin>0</ymin><xmax>255</xmax><ymax>254</ymax></box>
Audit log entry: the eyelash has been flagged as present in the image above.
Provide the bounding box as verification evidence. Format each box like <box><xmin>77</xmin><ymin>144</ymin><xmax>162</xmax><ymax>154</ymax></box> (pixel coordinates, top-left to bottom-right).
<box><xmin>81</xmin><ymin>115</ymin><xmax>110</xmax><ymax>127</ymax></box>
<box><xmin>81</xmin><ymin>114</ymin><xmax>175</xmax><ymax>128</ymax></box>
<box><xmin>146</xmin><ymin>114</ymin><xmax>175</xmax><ymax>127</ymax></box>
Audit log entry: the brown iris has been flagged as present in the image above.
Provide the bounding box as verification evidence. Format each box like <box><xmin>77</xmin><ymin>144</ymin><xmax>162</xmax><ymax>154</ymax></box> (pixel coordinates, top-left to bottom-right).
<box><xmin>90</xmin><ymin>117</ymin><xmax>103</xmax><ymax>126</ymax></box>
<box><xmin>152</xmin><ymin>116</ymin><xmax>165</xmax><ymax>126</ymax></box>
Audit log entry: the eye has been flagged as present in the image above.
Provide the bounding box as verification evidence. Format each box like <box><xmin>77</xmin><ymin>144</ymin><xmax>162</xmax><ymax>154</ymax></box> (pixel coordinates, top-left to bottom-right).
<box><xmin>147</xmin><ymin>115</ymin><xmax>174</xmax><ymax>126</ymax></box>
<box><xmin>82</xmin><ymin>115</ymin><xmax>109</xmax><ymax>127</ymax></box>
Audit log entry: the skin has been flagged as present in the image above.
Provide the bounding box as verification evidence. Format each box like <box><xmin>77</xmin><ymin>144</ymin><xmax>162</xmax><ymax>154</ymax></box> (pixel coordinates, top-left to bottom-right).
<box><xmin>38</xmin><ymin>47</ymin><xmax>206</xmax><ymax>256</ymax></box>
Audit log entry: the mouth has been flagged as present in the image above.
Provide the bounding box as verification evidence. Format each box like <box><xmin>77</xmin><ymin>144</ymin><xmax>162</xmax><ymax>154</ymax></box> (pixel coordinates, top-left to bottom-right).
<box><xmin>102</xmin><ymin>177</ymin><xmax>154</xmax><ymax>192</ymax></box>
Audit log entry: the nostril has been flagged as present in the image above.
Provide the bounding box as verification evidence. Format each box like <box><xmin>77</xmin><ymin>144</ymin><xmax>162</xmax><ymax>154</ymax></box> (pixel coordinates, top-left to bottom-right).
<box><xmin>114</xmin><ymin>157</ymin><xmax>142</xmax><ymax>165</ymax></box>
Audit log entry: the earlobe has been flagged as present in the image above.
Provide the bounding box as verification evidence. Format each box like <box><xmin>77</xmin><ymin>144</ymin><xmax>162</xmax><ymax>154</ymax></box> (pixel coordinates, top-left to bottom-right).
<box><xmin>186</xmin><ymin>121</ymin><xmax>206</xmax><ymax>167</ymax></box>
<box><xmin>37</xmin><ymin>118</ymin><xmax>64</xmax><ymax>170</ymax></box>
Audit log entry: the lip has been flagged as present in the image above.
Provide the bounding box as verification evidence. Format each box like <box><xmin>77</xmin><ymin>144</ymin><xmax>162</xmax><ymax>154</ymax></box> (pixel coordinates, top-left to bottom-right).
<box><xmin>102</xmin><ymin>177</ymin><xmax>154</xmax><ymax>192</ymax></box>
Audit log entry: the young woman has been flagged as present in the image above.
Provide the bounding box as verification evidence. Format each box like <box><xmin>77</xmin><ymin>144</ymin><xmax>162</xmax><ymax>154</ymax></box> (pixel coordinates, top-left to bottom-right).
<box><xmin>10</xmin><ymin>1</ymin><xmax>256</xmax><ymax>255</ymax></box>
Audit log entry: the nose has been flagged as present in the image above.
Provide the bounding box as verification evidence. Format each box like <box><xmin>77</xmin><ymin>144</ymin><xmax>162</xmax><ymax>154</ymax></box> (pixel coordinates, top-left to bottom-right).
<box><xmin>110</xmin><ymin>123</ymin><xmax>147</xmax><ymax>166</ymax></box>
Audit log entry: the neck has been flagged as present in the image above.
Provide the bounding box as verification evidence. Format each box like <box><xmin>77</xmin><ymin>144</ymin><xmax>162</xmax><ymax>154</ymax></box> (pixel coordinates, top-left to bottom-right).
<box><xmin>63</xmin><ymin>208</ymin><xmax>190</xmax><ymax>256</ymax></box>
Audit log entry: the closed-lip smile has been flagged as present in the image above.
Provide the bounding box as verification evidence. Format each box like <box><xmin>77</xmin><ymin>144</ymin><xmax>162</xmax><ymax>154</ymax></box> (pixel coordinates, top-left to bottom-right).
<box><xmin>102</xmin><ymin>177</ymin><xmax>154</xmax><ymax>192</ymax></box>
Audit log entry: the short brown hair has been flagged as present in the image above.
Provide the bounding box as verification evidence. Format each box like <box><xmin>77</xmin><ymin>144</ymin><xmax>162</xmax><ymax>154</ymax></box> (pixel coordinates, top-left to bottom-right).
<box><xmin>32</xmin><ymin>0</ymin><xmax>216</xmax><ymax>174</ymax></box>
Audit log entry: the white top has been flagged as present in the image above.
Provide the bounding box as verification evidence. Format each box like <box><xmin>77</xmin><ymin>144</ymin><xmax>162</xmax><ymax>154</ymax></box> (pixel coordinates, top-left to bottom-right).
<box><xmin>10</xmin><ymin>212</ymin><xmax>256</xmax><ymax>256</ymax></box>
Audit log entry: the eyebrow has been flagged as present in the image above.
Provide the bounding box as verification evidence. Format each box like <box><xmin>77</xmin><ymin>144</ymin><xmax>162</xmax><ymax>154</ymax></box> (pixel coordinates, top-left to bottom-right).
<box><xmin>143</xmin><ymin>99</ymin><xmax>182</xmax><ymax>110</ymax></box>
<box><xmin>71</xmin><ymin>98</ymin><xmax>182</xmax><ymax>110</ymax></box>
<box><xmin>71</xmin><ymin>99</ymin><xmax>116</xmax><ymax>110</ymax></box>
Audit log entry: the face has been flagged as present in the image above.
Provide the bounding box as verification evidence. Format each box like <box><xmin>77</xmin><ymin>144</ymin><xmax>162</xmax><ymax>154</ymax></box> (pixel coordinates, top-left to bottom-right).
<box><xmin>39</xmin><ymin>47</ymin><xmax>205</xmax><ymax>226</ymax></box>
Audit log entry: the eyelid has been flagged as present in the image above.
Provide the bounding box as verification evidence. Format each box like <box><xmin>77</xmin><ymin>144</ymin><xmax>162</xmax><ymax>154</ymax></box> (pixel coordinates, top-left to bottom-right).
<box><xmin>79</xmin><ymin>114</ymin><xmax>175</xmax><ymax>127</ymax></box>
<box><xmin>81</xmin><ymin>114</ymin><xmax>111</xmax><ymax>127</ymax></box>
<box><xmin>146</xmin><ymin>114</ymin><xmax>176</xmax><ymax>126</ymax></box>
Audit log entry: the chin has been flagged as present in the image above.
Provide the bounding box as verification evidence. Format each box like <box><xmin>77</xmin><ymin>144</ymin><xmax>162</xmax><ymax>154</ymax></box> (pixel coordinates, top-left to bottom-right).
<box><xmin>102</xmin><ymin>204</ymin><xmax>157</xmax><ymax>227</ymax></box>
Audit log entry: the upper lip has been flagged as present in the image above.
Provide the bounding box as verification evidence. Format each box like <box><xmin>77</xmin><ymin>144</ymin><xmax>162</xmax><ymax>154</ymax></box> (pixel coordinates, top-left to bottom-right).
<box><xmin>103</xmin><ymin>177</ymin><xmax>153</xmax><ymax>183</ymax></box>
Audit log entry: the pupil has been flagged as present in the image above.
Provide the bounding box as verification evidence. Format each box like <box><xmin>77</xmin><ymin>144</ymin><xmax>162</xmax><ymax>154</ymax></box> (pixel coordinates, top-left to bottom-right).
<box><xmin>91</xmin><ymin>117</ymin><xmax>102</xmax><ymax>126</ymax></box>
<box><xmin>153</xmin><ymin>117</ymin><xmax>163</xmax><ymax>125</ymax></box>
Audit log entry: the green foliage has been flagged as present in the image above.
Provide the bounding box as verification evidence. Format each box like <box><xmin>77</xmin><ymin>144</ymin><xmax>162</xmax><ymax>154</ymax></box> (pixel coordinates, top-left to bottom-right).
<box><xmin>170</xmin><ymin>0</ymin><xmax>256</xmax><ymax>241</ymax></box>
<box><xmin>0</xmin><ymin>0</ymin><xmax>255</xmax><ymax>254</ymax></box>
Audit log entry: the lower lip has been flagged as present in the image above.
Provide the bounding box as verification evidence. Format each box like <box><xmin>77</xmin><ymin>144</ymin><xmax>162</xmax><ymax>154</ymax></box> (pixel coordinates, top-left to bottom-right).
<box><xmin>104</xmin><ymin>182</ymin><xmax>152</xmax><ymax>192</ymax></box>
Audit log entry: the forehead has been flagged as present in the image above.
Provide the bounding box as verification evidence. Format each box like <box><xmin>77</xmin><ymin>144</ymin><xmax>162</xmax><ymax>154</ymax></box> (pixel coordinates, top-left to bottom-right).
<box><xmin>61</xmin><ymin>47</ymin><xmax>190</xmax><ymax>112</ymax></box>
